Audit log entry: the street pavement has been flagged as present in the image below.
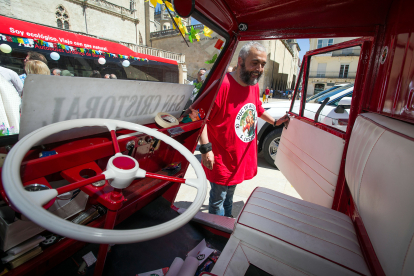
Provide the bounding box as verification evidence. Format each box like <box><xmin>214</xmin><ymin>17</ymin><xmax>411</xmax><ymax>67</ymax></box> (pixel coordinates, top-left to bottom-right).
<box><xmin>174</xmin><ymin>98</ymin><xmax>301</xmax><ymax>217</ymax></box>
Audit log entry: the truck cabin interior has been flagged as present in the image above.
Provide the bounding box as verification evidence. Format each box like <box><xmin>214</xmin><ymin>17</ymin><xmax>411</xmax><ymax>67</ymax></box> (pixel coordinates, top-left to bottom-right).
<box><xmin>1</xmin><ymin>0</ymin><xmax>414</xmax><ymax>275</ymax></box>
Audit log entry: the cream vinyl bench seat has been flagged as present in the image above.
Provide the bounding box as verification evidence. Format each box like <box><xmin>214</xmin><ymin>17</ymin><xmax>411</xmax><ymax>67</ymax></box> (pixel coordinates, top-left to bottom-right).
<box><xmin>211</xmin><ymin>113</ymin><xmax>414</xmax><ymax>276</ymax></box>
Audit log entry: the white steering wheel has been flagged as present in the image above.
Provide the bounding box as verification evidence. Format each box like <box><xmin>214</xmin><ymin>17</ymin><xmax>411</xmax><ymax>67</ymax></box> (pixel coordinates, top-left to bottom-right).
<box><xmin>2</xmin><ymin>119</ymin><xmax>207</xmax><ymax>244</ymax></box>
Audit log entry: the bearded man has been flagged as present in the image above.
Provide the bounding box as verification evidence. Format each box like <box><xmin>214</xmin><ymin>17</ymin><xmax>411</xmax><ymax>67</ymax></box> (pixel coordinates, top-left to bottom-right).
<box><xmin>199</xmin><ymin>41</ymin><xmax>290</xmax><ymax>217</ymax></box>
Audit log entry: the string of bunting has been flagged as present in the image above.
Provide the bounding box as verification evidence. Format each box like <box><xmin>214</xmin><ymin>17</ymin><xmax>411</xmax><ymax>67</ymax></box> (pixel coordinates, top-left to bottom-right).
<box><xmin>0</xmin><ymin>33</ymin><xmax>151</xmax><ymax>62</ymax></box>
<box><xmin>146</xmin><ymin>0</ymin><xmax>214</xmax><ymax>44</ymax></box>
<box><xmin>145</xmin><ymin>2</ymin><xmax>223</xmax><ymax>64</ymax></box>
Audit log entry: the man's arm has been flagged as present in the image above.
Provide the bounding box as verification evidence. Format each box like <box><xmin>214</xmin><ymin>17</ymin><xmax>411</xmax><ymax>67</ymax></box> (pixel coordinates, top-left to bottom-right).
<box><xmin>200</xmin><ymin>124</ymin><xmax>214</xmax><ymax>170</ymax></box>
<box><xmin>11</xmin><ymin>72</ymin><xmax>23</xmax><ymax>96</ymax></box>
<box><xmin>260</xmin><ymin>111</ymin><xmax>290</xmax><ymax>127</ymax></box>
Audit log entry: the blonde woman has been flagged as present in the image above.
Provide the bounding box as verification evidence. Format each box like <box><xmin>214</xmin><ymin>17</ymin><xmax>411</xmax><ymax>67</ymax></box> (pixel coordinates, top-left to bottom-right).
<box><xmin>25</xmin><ymin>60</ymin><xmax>50</xmax><ymax>75</ymax></box>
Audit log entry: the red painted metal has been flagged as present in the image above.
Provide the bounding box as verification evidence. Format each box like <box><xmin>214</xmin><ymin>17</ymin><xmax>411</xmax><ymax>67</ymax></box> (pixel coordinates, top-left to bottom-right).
<box><xmin>56</xmin><ymin>174</ymin><xmax>106</xmax><ymax>195</ymax></box>
<box><xmin>367</xmin><ymin>0</ymin><xmax>414</xmax><ymax>124</ymax></box>
<box><xmin>112</xmin><ymin>156</ymin><xmax>135</xmax><ymax>170</ymax></box>
<box><xmin>94</xmin><ymin>210</ymin><xmax>118</xmax><ymax>276</ymax></box>
<box><xmin>197</xmin><ymin>0</ymin><xmax>392</xmax><ymax>40</ymax></box>
<box><xmin>4</xmin><ymin>0</ymin><xmax>414</xmax><ymax>275</ymax></box>
<box><xmin>162</xmin><ymin>182</ymin><xmax>183</xmax><ymax>205</ymax></box>
<box><xmin>239</xmin><ymin>26</ymin><xmax>378</xmax><ymax>41</ymax></box>
<box><xmin>349</xmin><ymin>196</ymin><xmax>386</xmax><ymax>276</ymax></box>
<box><xmin>110</xmin><ymin>130</ymin><xmax>121</xmax><ymax>154</ymax></box>
<box><xmin>145</xmin><ymin>172</ymin><xmax>186</xmax><ymax>184</ymax></box>
<box><xmin>332</xmin><ymin>39</ymin><xmax>375</xmax><ymax>211</ymax></box>
<box><xmin>199</xmin><ymin>224</ymin><xmax>231</xmax><ymax>239</ymax></box>
<box><xmin>60</xmin><ymin>162</ymin><xmax>125</xmax><ymax>210</ymax></box>
<box><xmin>23</xmin><ymin>177</ymin><xmax>56</xmax><ymax>209</ymax></box>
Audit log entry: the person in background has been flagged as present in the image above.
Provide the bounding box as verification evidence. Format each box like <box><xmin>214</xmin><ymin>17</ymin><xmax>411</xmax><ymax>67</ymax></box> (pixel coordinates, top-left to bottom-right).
<box><xmin>20</xmin><ymin>51</ymin><xmax>47</xmax><ymax>84</ymax></box>
<box><xmin>0</xmin><ymin>65</ymin><xmax>23</xmax><ymax>96</ymax></box>
<box><xmin>90</xmin><ymin>70</ymin><xmax>101</xmax><ymax>78</ymax></box>
<box><xmin>200</xmin><ymin>41</ymin><xmax>289</xmax><ymax>217</ymax></box>
<box><xmin>51</xmin><ymin>68</ymin><xmax>61</xmax><ymax>76</ymax></box>
<box><xmin>25</xmin><ymin>60</ymin><xmax>51</xmax><ymax>76</ymax></box>
<box><xmin>61</xmin><ymin>70</ymin><xmax>74</xmax><ymax>77</ymax></box>
<box><xmin>262</xmin><ymin>89</ymin><xmax>266</xmax><ymax>102</ymax></box>
<box><xmin>104</xmin><ymin>74</ymin><xmax>110</xmax><ymax>79</ymax></box>
<box><xmin>265</xmin><ymin>86</ymin><xmax>270</xmax><ymax>103</ymax></box>
<box><xmin>232</xmin><ymin>65</ymin><xmax>237</xmax><ymax>72</ymax></box>
<box><xmin>110</xmin><ymin>74</ymin><xmax>117</xmax><ymax>79</ymax></box>
<box><xmin>270</xmin><ymin>87</ymin><xmax>274</xmax><ymax>98</ymax></box>
<box><xmin>227</xmin><ymin>66</ymin><xmax>233</xmax><ymax>73</ymax></box>
<box><xmin>183</xmin><ymin>68</ymin><xmax>207</xmax><ymax>111</ymax></box>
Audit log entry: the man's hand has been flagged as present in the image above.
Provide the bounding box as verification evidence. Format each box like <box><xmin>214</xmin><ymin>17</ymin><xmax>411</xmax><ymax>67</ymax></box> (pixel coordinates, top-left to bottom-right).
<box><xmin>202</xmin><ymin>151</ymin><xmax>214</xmax><ymax>170</ymax></box>
<box><xmin>276</xmin><ymin>114</ymin><xmax>290</xmax><ymax>128</ymax></box>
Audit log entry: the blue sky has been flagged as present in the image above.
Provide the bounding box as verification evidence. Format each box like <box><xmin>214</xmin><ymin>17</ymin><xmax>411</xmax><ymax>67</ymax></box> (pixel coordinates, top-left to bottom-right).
<box><xmin>297</xmin><ymin>39</ymin><xmax>310</xmax><ymax>62</ymax></box>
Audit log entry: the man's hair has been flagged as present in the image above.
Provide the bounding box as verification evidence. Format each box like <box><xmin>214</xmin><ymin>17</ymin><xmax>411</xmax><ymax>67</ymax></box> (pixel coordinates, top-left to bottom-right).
<box><xmin>27</xmin><ymin>51</ymin><xmax>47</xmax><ymax>64</ymax></box>
<box><xmin>239</xmin><ymin>42</ymin><xmax>266</xmax><ymax>61</ymax></box>
<box><xmin>110</xmin><ymin>74</ymin><xmax>117</xmax><ymax>79</ymax></box>
<box><xmin>25</xmin><ymin>60</ymin><xmax>50</xmax><ymax>75</ymax></box>
<box><xmin>198</xmin><ymin>68</ymin><xmax>207</xmax><ymax>73</ymax></box>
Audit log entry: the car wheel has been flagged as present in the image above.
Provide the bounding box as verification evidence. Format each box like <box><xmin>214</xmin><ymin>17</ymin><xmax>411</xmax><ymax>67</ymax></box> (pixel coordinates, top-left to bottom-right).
<box><xmin>263</xmin><ymin>128</ymin><xmax>283</xmax><ymax>167</ymax></box>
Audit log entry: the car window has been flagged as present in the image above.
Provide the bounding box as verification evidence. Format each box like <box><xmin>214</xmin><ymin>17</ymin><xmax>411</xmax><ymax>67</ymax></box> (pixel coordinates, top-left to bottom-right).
<box><xmin>329</xmin><ymin>91</ymin><xmax>353</xmax><ymax>106</ymax></box>
<box><xmin>306</xmin><ymin>85</ymin><xmax>342</xmax><ymax>102</ymax></box>
<box><xmin>301</xmin><ymin>44</ymin><xmax>361</xmax><ymax>132</ymax></box>
<box><xmin>311</xmin><ymin>84</ymin><xmax>354</xmax><ymax>103</ymax></box>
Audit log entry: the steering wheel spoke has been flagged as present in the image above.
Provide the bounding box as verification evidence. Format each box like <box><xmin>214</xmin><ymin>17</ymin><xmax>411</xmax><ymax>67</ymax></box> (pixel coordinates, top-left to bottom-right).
<box><xmin>145</xmin><ymin>172</ymin><xmax>186</xmax><ymax>183</ymax></box>
<box><xmin>56</xmin><ymin>174</ymin><xmax>106</xmax><ymax>195</ymax></box>
<box><xmin>25</xmin><ymin>189</ymin><xmax>58</xmax><ymax>207</ymax></box>
<box><xmin>184</xmin><ymin>178</ymin><xmax>202</xmax><ymax>188</ymax></box>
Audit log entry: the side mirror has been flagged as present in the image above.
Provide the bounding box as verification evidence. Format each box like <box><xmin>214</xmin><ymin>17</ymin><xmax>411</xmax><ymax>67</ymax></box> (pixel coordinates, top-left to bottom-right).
<box><xmin>334</xmin><ymin>97</ymin><xmax>352</xmax><ymax>113</ymax></box>
<box><xmin>334</xmin><ymin>105</ymin><xmax>345</xmax><ymax>113</ymax></box>
<box><xmin>173</xmin><ymin>0</ymin><xmax>195</xmax><ymax>18</ymax></box>
<box><xmin>337</xmin><ymin>97</ymin><xmax>352</xmax><ymax>106</ymax></box>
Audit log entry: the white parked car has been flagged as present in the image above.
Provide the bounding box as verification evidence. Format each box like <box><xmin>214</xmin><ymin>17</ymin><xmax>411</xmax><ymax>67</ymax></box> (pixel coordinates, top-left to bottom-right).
<box><xmin>258</xmin><ymin>85</ymin><xmax>353</xmax><ymax>166</ymax></box>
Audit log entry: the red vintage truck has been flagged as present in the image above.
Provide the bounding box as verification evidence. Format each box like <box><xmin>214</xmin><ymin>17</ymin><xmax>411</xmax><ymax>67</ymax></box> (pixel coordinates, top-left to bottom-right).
<box><xmin>0</xmin><ymin>0</ymin><xmax>413</xmax><ymax>275</ymax></box>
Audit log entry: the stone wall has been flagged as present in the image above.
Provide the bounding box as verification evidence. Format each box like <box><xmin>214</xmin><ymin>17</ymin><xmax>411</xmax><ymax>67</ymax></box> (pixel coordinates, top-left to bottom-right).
<box><xmin>151</xmin><ymin>32</ymin><xmax>222</xmax><ymax>80</ymax></box>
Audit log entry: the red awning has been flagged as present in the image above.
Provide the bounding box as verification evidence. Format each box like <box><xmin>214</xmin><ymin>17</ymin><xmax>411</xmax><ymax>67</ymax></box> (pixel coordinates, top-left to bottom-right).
<box><xmin>0</xmin><ymin>15</ymin><xmax>177</xmax><ymax>65</ymax></box>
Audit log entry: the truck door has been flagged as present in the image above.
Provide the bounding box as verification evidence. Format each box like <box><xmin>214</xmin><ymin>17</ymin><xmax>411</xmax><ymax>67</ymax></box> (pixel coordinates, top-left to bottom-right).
<box><xmin>276</xmin><ymin>37</ymin><xmax>373</xmax><ymax>208</ymax></box>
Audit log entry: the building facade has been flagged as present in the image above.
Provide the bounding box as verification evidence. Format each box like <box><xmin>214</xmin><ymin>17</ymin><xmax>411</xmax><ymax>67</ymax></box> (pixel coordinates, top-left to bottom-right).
<box><xmin>150</xmin><ymin>24</ymin><xmax>300</xmax><ymax>93</ymax></box>
<box><xmin>0</xmin><ymin>0</ymin><xmax>189</xmax><ymax>82</ymax></box>
<box><xmin>307</xmin><ymin>37</ymin><xmax>360</xmax><ymax>95</ymax></box>
<box><xmin>154</xmin><ymin>4</ymin><xmax>191</xmax><ymax>31</ymax></box>
<box><xmin>0</xmin><ymin>0</ymin><xmax>146</xmax><ymax>45</ymax></box>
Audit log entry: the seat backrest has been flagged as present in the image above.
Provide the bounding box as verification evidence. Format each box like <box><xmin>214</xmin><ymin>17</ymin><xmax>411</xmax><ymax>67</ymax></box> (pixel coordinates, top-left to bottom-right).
<box><xmin>345</xmin><ymin>113</ymin><xmax>414</xmax><ymax>276</ymax></box>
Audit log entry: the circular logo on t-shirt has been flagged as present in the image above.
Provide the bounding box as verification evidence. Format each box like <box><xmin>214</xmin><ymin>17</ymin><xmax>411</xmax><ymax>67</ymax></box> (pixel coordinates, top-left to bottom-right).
<box><xmin>235</xmin><ymin>103</ymin><xmax>257</xmax><ymax>143</ymax></box>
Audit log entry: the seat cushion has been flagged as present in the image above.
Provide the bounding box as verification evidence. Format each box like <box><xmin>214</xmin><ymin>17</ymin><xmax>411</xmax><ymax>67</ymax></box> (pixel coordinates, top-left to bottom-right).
<box><xmin>345</xmin><ymin>113</ymin><xmax>414</xmax><ymax>276</ymax></box>
<box><xmin>212</xmin><ymin>187</ymin><xmax>371</xmax><ymax>276</ymax></box>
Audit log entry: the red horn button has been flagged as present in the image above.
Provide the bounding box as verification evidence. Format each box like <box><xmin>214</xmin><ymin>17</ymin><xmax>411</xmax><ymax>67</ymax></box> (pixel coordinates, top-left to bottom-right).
<box><xmin>113</xmin><ymin>156</ymin><xmax>136</xmax><ymax>170</ymax></box>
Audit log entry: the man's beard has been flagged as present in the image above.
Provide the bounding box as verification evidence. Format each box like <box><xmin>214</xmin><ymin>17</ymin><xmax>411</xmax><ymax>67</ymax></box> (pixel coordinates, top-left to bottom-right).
<box><xmin>240</xmin><ymin>62</ymin><xmax>262</xmax><ymax>86</ymax></box>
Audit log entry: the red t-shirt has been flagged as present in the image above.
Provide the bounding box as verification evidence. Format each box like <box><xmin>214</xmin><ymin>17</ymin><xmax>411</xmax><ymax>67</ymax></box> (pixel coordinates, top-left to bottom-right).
<box><xmin>204</xmin><ymin>73</ymin><xmax>265</xmax><ymax>186</ymax></box>
<box><xmin>265</xmin><ymin>88</ymin><xmax>270</xmax><ymax>95</ymax></box>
